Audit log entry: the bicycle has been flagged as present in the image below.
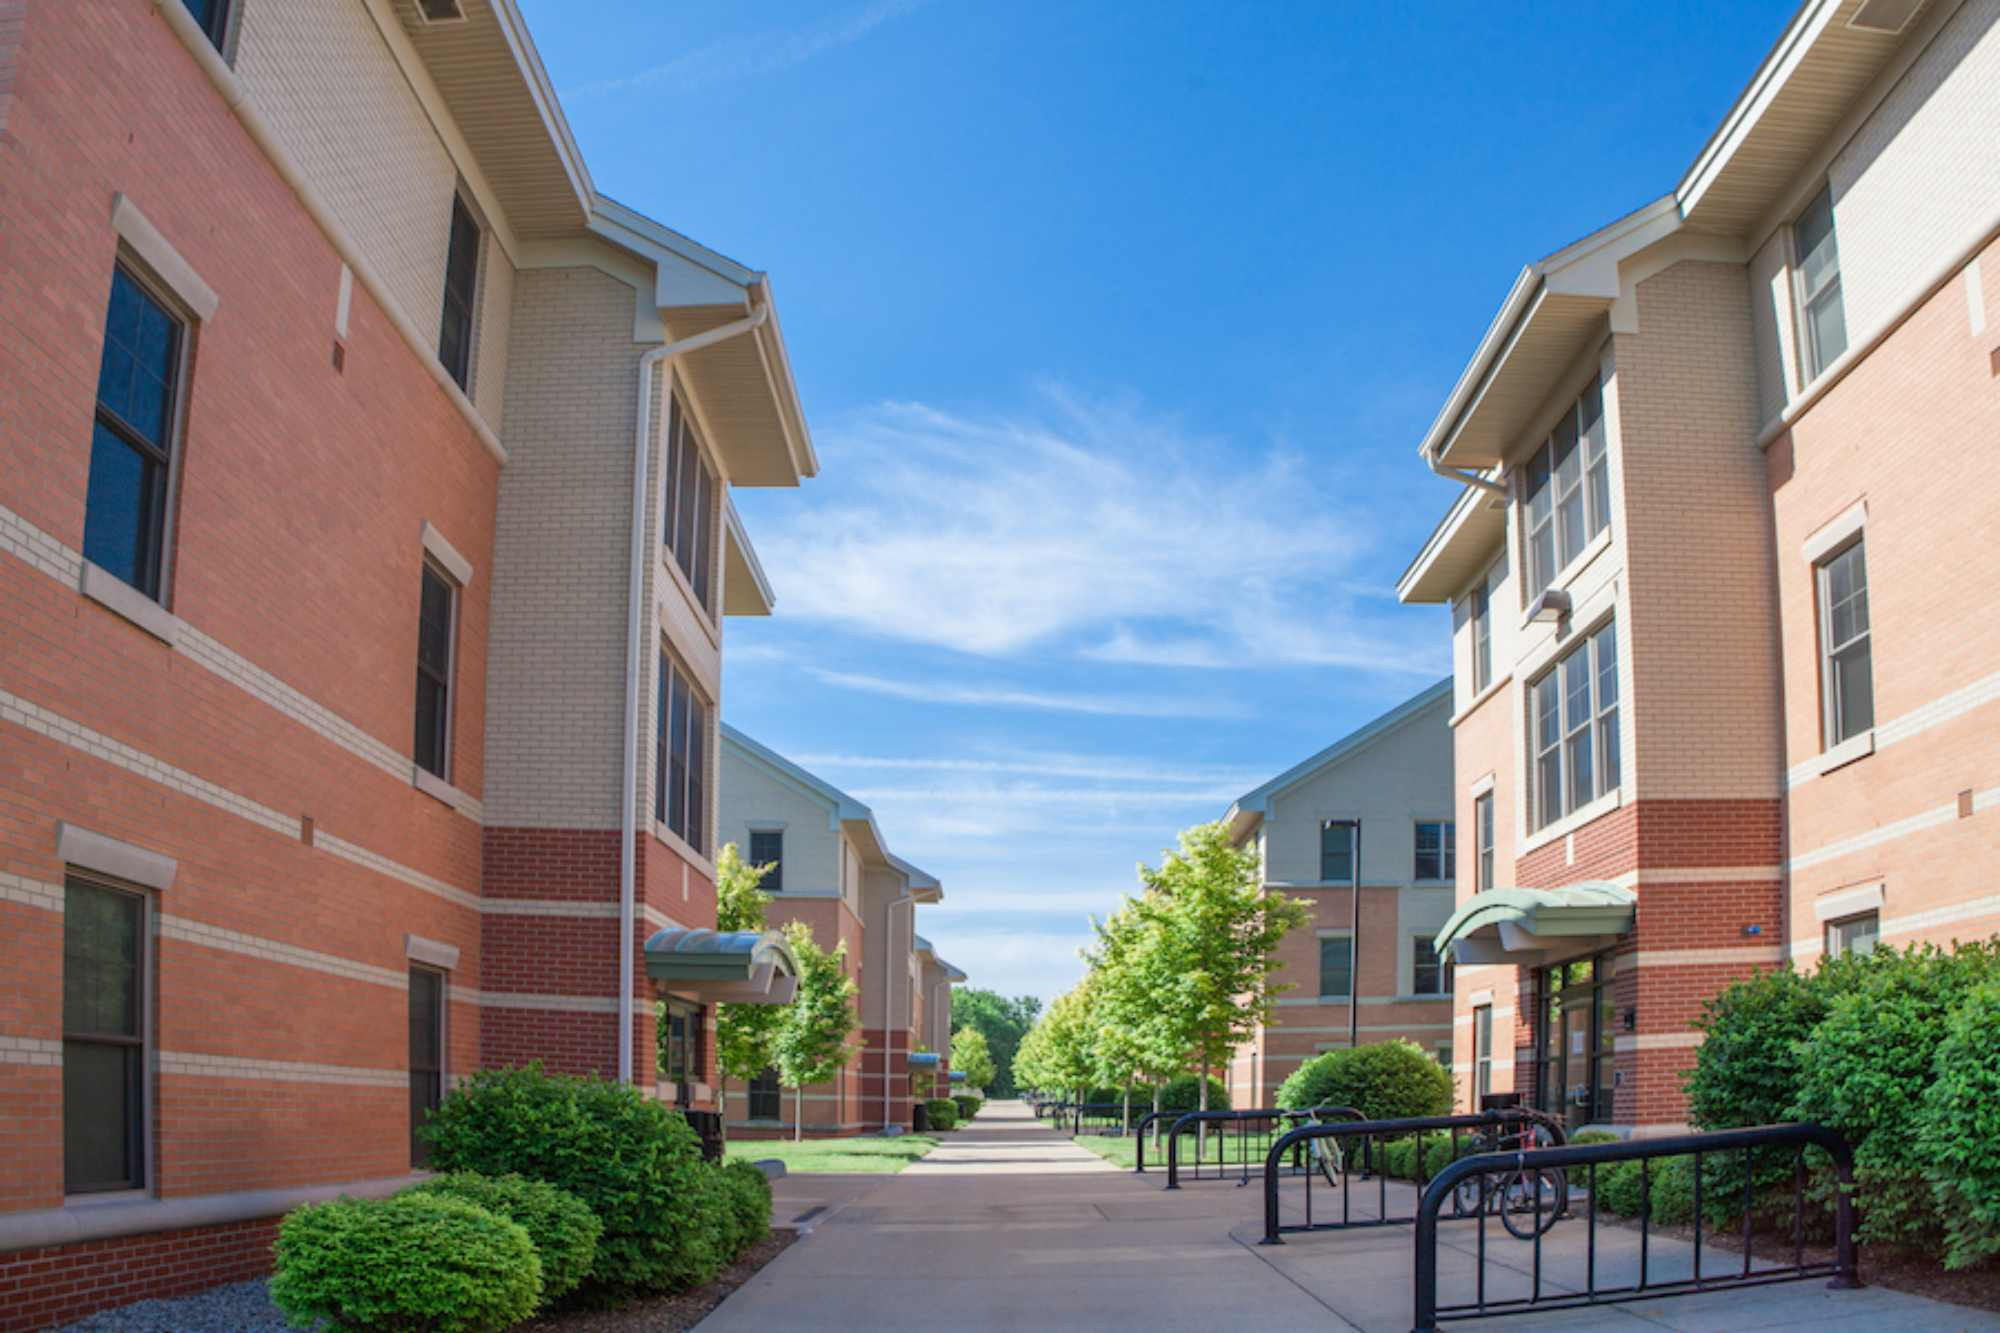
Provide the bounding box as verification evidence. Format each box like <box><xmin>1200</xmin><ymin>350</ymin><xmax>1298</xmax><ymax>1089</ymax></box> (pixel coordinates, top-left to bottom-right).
<box><xmin>1299</xmin><ymin>1108</ymin><xmax>1347</xmax><ymax>1190</ymax></box>
<box><xmin>1449</xmin><ymin>1121</ymin><xmax>1567</xmax><ymax>1239</ymax></box>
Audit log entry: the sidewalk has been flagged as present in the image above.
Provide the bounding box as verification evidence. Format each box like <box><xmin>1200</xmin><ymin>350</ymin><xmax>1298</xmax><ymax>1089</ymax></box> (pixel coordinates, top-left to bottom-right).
<box><xmin>700</xmin><ymin>1102</ymin><xmax>2000</xmax><ymax>1332</ymax></box>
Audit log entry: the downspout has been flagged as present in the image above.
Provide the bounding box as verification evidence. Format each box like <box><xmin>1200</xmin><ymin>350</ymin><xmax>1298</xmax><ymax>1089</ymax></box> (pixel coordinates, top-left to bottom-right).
<box><xmin>1427</xmin><ymin>448</ymin><xmax>1506</xmax><ymax>496</ymax></box>
<box><xmin>881</xmin><ymin>890</ymin><xmax>915</xmax><ymax>1129</ymax></box>
<box><xmin>617</xmin><ymin>301</ymin><xmax>771</xmax><ymax>1084</ymax></box>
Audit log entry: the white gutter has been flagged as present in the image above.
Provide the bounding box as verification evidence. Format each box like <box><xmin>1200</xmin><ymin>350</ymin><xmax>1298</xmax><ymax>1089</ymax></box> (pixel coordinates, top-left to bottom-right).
<box><xmin>1426</xmin><ymin>451</ymin><xmax>1506</xmax><ymax>496</ymax></box>
<box><xmin>617</xmin><ymin>301</ymin><xmax>770</xmax><ymax>1083</ymax></box>
<box><xmin>881</xmin><ymin>888</ymin><xmax>915</xmax><ymax>1129</ymax></box>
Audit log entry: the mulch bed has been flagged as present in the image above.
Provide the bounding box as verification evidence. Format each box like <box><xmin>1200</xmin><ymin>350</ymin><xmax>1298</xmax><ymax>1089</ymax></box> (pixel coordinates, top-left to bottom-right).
<box><xmin>524</xmin><ymin>1229</ymin><xmax>797</xmax><ymax>1331</ymax></box>
<box><xmin>1595</xmin><ymin>1213</ymin><xmax>2000</xmax><ymax>1313</ymax></box>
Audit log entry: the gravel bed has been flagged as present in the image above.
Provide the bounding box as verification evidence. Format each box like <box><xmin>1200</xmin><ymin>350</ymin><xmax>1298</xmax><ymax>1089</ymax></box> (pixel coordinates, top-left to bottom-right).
<box><xmin>58</xmin><ymin>1278</ymin><xmax>299</xmax><ymax>1332</ymax></box>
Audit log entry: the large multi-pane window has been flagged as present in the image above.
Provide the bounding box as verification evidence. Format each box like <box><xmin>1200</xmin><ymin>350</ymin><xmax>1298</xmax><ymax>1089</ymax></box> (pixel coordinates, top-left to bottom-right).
<box><xmin>1472</xmin><ymin>1004</ymin><xmax>1494</xmax><ymax>1101</ymax></box>
<box><xmin>655</xmin><ymin>653</ymin><xmax>710</xmax><ymax>853</ymax></box>
<box><xmin>1318</xmin><ymin>934</ymin><xmax>1354</xmax><ymax>1000</ymax></box>
<box><xmin>1795</xmin><ymin>184</ymin><xmax>1848</xmax><ymax>378</ymax></box>
<box><xmin>1817</xmin><ymin>538</ymin><xmax>1872</xmax><ymax>747</ymax></box>
<box><xmin>1825</xmin><ymin>911</ymin><xmax>1879</xmax><ymax>960</ymax></box>
<box><xmin>1411</xmin><ymin>938</ymin><xmax>1452</xmax><ymax>996</ymax></box>
<box><xmin>748</xmin><ymin>1067</ymin><xmax>782</xmax><ymax>1120</ymax></box>
<box><xmin>1414</xmin><ymin>820</ymin><xmax>1455</xmax><ymax>882</ymax></box>
<box><xmin>662</xmin><ymin>399</ymin><xmax>716</xmax><ymax>612</ymax></box>
<box><xmin>1319</xmin><ymin>820</ymin><xmax>1357</xmax><ymax>883</ymax></box>
<box><xmin>408</xmin><ymin>966</ymin><xmax>444</xmax><ymax>1167</ymax></box>
<box><xmin>414</xmin><ymin>562</ymin><xmax>457</xmax><ymax>779</ymax></box>
<box><xmin>749</xmin><ymin>829</ymin><xmax>784</xmax><ymax>891</ymax></box>
<box><xmin>1520</xmin><ymin>377</ymin><xmax>1609</xmax><ymax>599</ymax></box>
<box><xmin>87</xmin><ymin>266</ymin><xmax>186</xmax><ymax>600</ymax></box>
<box><xmin>438</xmin><ymin>195</ymin><xmax>481</xmax><ymax>390</ymax></box>
<box><xmin>1474</xmin><ymin>792</ymin><xmax>1495</xmax><ymax>892</ymax></box>
<box><xmin>662</xmin><ymin>1001</ymin><xmax>705</xmax><ymax>1099</ymax></box>
<box><xmin>1530</xmin><ymin>620</ymin><xmax>1619</xmax><ymax>830</ymax></box>
<box><xmin>64</xmin><ymin>879</ymin><xmax>148</xmax><ymax>1194</ymax></box>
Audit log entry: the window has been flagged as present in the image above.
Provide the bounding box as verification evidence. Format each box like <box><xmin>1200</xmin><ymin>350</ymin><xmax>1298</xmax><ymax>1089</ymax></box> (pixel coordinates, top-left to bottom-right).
<box><xmin>182</xmin><ymin>0</ymin><xmax>231</xmax><ymax>49</ymax></box>
<box><xmin>64</xmin><ymin>879</ymin><xmax>148</xmax><ymax>1193</ymax></box>
<box><xmin>1470</xmin><ymin>580</ymin><xmax>1492</xmax><ymax>693</ymax></box>
<box><xmin>87</xmin><ymin>266</ymin><xmax>186</xmax><ymax>600</ymax></box>
<box><xmin>1531</xmin><ymin>620</ymin><xmax>1619</xmax><ymax>830</ymax></box>
<box><xmin>655</xmin><ymin>653</ymin><xmax>710</xmax><ymax>853</ymax></box>
<box><xmin>438</xmin><ymin>194</ymin><xmax>481</xmax><ymax>390</ymax></box>
<box><xmin>408</xmin><ymin>966</ymin><xmax>444</xmax><ymax>1167</ymax></box>
<box><xmin>413</xmin><ymin>562</ymin><xmax>456</xmax><ymax>779</ymax></box>
<box><xmin>1414</xmin><ymin>820</ymin><xmax>1455</xmax><ymax>881</ymax></box>
<box><xmin>1520</xmin><ymin>377</ymin><xmax>1610</xmax><ymax>599</ymax></box>
<box><xmin>1319</xmin><ymin>820</ymin><xmax>1357</xmax><ymax>883</ymax></box>
<box><xmin>1318</xmin><ymin>935</ymin><xmax>1354</xmax><ymax>1001</ymax></box>
<box><xmin>1473</xmin><ymin>1004</ymin><xmax>1494</xmax><ymax>1101</ymax></box>
<box><xmin>1825</xmin><ymin>911</ymin><xmax>1879</xmax><ymax>960</ymax></box>
<box><xmin>1475</xmin><ymin>792</ymin><xmax>1495</xmax><ymax>893</ymax></box>
<box><xmin>748</xmin><ymin>1067</ymin><xmax>782</xmax><ymax>1120</ymax></box>
<box><xmin>662</xmin><ymin>398</ymin><xmax>716</xmax><ymax>611</ymax></box>
<box><xmin>1795</xmin><ymin>184</ymin><xmax>1848</xmax><ymax>378</ymax></box>
<box><xmin>1411</xmin><ymin>938</ymin><xmax>1452</xmax><ymax>996</ymax></box>
<box><xmin>1817</xmin><ymin>538</ymin><xmax>1872</xmax><ymax>747</ymax></box>
<box><xmin>749</xmin><ymin>830</ymin><xmax>784</xmax><ymax>891</ymax></box>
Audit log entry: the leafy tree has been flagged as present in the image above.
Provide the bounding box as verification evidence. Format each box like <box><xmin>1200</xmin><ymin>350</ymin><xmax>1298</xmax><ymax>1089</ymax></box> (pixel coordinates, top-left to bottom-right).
<box><xmin>950</xmin><ymin>1026</ymin><xmax>997</xmax><ymax>1092</ymax></box>
<box><xmin>772</xmin><ymin>922</ymin><xmax>858</xmax><ymax>1143</ymax></box>
<box><xmin>1088</xmin><ymin>897</ymin><xmax>1192</xmax><ymax>1130</ymax></box>
<box><xmin>702</xmin><ymin>843</ymin><xmax>785</xmax><ymax>1123</ymax></box>
<box><xmin>951</xmin><ymin>987</ymin><xmax>1041</xmax><ymax>1096</ymax></box>
<box><xmin>1016</xmin><ymin>982</ymin><xmax>1097</xmax><ymax>1102</ymax></box>
<box><xmin>1127</xmin><ymin>821</ymin><xmax>1308</xmax><ymax>1124</ymax></box>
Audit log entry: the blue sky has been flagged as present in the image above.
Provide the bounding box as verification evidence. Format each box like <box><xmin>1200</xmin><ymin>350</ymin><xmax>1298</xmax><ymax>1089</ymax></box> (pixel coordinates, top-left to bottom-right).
<box><xmin>520</xmin><ymin>0</ymin><xmax>1796</xmax><ymax>1004</ymax></box>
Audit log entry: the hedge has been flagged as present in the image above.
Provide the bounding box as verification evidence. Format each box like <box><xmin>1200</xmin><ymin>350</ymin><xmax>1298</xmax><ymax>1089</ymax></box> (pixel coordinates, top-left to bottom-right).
<box><xmin>1914</xmin><ymin>980</ymin><xmax>2000</xmax><ymax>1267</ymax></box>
<box><xmin>270</xmin><ymin>1193</ymin><xmax>540</xmax><ymax>1333</ymax></box>
<box><xmin>924</xmin><ymin>1097</ymin><xmax>959</xmax><ymax>1130</ymax></box>
<box><xmin>717</xmin><ymin>1159</ymin><xmax>774</xmax><ymax>1257</ymax></box>
<box><xmin>953</xmin><ymin>1094</ymin><xmax>983</xmax><ymax>1121</ymax></box>
<box><xmin>1276</xmin><ymin>1040</ymin><xmax>1451</xmax><ymax>1120</ymax></box>
<box><xmin>404</xmin><ymin>1172</ymin><xmax>600</xmax><ymax>1310</ymax></box>
<box><xmin>421</xmin><ymin>1064</ymin><xmax>713</xmax><ymax>1295</ymax></box>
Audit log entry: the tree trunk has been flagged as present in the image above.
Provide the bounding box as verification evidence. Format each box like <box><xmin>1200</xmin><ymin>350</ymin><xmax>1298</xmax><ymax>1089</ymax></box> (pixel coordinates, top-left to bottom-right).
<box><xmin>1151</xmin><ymin>1082</ymin><xmax>1163</xmax><ymax>1146</ymax></box>
<box><xmin>794</xmin><ymin>1085</ymin><xmax>803</xmax><ymax>1143</ymax></box>
<box><xmin>1122</xmin><ymin>1086</ymin><xmax>1131</xmax><ymax>1135</ymax></box>
<box><xmin>1198</xmin><ymin>1058</ymin><xmax>1211</xmax><ymax>1161</ymax></box>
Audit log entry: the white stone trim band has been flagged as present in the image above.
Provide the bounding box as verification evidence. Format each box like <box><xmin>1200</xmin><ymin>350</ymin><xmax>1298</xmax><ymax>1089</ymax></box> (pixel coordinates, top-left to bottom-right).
<box><xmin>0</xmin><ymin>1036</ymin><xmax>63</xmax><ymax>1068</ymax></box>
<box><xmin>160</xmin><ymin>1051</ymin><xmax>405</xmax><ymax>1088</ymax></box>
<box><xmin>58</xmin><ymin>822</ymin><xmax>178</xmax><ymax>892</ymax></box>
<box><xmin>0</xmin><ymin>1172</ymin><xmax>422</xmax><ymax>1253</ymax></box>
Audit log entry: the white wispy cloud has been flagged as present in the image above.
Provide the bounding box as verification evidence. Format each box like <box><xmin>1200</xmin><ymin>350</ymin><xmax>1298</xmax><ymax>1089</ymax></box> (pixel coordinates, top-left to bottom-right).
<box><xmin>565</xmin><ymin>0</ymin><xmax>931</xmax><ymax>100</ymax></box>
<box><xmin>786</xmin><ymin>749</ymin><xmax>1266</xmax><ymax>786</ymax></box>
<box><xmin>806</xmin><ymin>667</ymin><xmax>1246</xmax><ymax>718</ymax></box>
<box><xmin>750</xmin><ymin>389</ymin><xmax>1447</xmax><ymax>675</ymax></box>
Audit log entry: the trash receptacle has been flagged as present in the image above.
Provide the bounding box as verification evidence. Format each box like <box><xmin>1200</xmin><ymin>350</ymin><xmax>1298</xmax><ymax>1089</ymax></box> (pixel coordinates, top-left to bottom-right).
<box><xmin>912</xmin><ymin>1102</ymin><xmax>930</xmax><ymax>1134</ymax></box>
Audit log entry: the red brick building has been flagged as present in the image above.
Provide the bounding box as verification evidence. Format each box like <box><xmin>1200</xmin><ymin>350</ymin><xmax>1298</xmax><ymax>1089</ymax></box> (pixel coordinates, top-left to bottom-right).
<box><xmin>0</xmin><ymin>0</ymin><xmax>816</xmax><ymax>1325</ymax></box>
<box><xmin>1400</xmin><ymin>0</ymin><xmax>2000</xmax><ymax>1135</ymax></box>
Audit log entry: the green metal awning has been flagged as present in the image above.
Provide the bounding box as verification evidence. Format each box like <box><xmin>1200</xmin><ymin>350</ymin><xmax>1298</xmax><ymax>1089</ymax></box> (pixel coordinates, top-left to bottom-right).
<box><xmin>1432</xmin><ymin>882</ymin><xmax>1635</xmax><ymax>966</ymax></box>
<box><xmin>644</xmin><ymin>929</ymin><xmax>798</xmax><ymax>1005</ymax></box>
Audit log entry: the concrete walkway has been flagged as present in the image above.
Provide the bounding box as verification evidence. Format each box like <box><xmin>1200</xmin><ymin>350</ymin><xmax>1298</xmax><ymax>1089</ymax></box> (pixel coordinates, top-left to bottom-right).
<box><xmin>700</xmin><ymin>1101</ymin><xmax>2000</xmax><ymax>1332</ymax></box>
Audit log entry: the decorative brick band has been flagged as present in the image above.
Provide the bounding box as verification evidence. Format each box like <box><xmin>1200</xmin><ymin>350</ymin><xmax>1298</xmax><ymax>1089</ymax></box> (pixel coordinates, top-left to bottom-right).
<box><xmin>0</xmin><ymin>871</ymin><xmax>62</xmax><ymax>913</ymax></box>
<box><xmin>0</xmin><ymin>1036</ymin><xmax>61</xmax><ymax>1067</ymax></box>
<box><xmin>162</xmin><ymin>914</ymin><xmax>407</xmax><ymax>988</ymax></box>
<box><xmin>1631</xmin><ymin>946</ymin><xmax>1783</xmax><ymax>967</ymax></box>
<box><xmin>159</xmin><ymin>1051</ymin><xmax>405</xmax><ymax>1088</ymax></box>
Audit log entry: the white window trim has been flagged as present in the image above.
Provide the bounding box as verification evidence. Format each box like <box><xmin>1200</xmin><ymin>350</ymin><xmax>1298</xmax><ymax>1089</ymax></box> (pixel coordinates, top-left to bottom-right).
<box><xmin>1520</xmin><ymin>786</ymin><xmax>1622</xmax><ymax>858</ymax></box>
<box><xmin>420</xmin><ymin>521</ymin><xmax>475</xmax><ymax>588</ymax></box>
<box><xmin>1814</xmin><ymin>535</ymin><xmax>1872</xmax><ymax>753</ymax></box>
<box><xmin>405</xmin><ymin>933</ymin><xmax>461</xmax><ymax>971</ymax></box>
<box><xmin>1813</xmin><ymin>881</ymin><xmax>1884</xmax><ymax>923</ymax></box>
<box><xmin>58</xmin><ymin>823</ymin><xmax>177</xmax><ymax>892</ymax></box>
<box><xmin>1800</xmin><ymin>499</ymin><xmax>1866</xmax><ymax>566</ymax></box>
<box><xmin>110</xmin><ymin>195</ymin><xmax>218</xmax><ymax>321</ymax></box>
<box><xmin>78</xmin><ymin>562</ymin><xmax>182</xmax><ymax>645</ymax></box>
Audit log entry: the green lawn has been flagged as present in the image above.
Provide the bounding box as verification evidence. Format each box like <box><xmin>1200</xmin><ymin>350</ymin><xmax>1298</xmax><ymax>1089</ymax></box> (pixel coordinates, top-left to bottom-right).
<box><xmin>724</xmin><ymin>1134</ymin><xmax>939</xmax><ymax>1173</ymax></box>
<box><xmin>1074</xmin><ymin>1134</ymin><xmax>1144</xmax><ymax>1169</ymax></box>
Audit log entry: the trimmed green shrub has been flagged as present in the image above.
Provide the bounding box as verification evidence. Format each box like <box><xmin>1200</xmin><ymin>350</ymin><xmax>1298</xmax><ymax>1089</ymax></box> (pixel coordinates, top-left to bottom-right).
<box><xmin>1570</xmin><ymin>1130</ymin><xmax>1621</xmax><ymax>1146</ymax></box>
<box><xmin>1157</xmin><ymin>1074</ymin><xmax>1230</xmax><ymax>1114</ymax></box>
<box><xmin>924</xmin><ymin>1097</ymin><xmax>959</xmax><ymax>1130</ymax></box>
<box><xmin>271</xmin><ymin>1192</ymin><xmax>540</xmax><ymax>1332</ymax></box>
<box><xmin>954</xmin><ymin>1095</ymin><xmax>983</xmax><ymax>1121</ymax></box>
<box><xmin>1589</xmin><ymin>1156</ymin><xmax>1693</xmax><ymax>1224</ymax></box>
<box><xmin>1915</xmin><ymin>980</ymin><xmax>2000</xmax><ymax>1268</ymax></box>
<box><xmin>718</xmin><ymin>1159</ymin><xmax>774</xmax><ymax>1257</ymax></box>
<box><xmin>1276</xmin><ymin>1040</ymin><xmax>1452</xmax><ymax>1120</ymax></box>
<box><xmin>422</xmin><ymin>1064</ymin><xmax>713</xmax><ymax>1296</ymax></box>
<box><xmin>405</xmin><ymin>1172</ymin><xmax>600</xmax><ymax>1309</ymax></box>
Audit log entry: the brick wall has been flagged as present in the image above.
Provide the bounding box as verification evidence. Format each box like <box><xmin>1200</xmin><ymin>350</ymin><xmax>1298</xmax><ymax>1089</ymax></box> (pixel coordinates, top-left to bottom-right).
<box><xmin>0</xmin><ymin>1217</ymin><xmax>278</xmax><ymax>1333</ymax></box>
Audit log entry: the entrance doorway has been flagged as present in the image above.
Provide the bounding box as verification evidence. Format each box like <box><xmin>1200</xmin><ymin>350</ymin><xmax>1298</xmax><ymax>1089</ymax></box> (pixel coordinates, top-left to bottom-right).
<box><xmin>1532</xmin><ymin>951</ymin><xmax>1617</xmax><ymax>1129</ymax></box>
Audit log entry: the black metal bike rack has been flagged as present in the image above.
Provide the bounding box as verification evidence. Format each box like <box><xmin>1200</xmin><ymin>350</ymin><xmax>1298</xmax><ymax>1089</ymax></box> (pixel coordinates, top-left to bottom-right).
<box><xmin>1411</xmin><ymin>1121</ymin><xmax>1859</xmax><ymax>1330</ymax></box>
<box><xmin>1161</xmin><ymin>1106</ymin><xmax>1363</xmax><ymax>1188</ymax></box>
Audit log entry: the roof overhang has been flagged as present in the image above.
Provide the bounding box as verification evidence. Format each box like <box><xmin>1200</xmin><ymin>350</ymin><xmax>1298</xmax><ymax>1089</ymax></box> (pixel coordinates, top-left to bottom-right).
<box><xmin>1397</xmin><ymin>484</ymin><xmax>1508</xmax><ymax>605</ymax></box>
<box><xmin>589</xmin><ymin>199</ymin><xmax>817</xmax><ymax>489</ymax></box>
<box><xmin>888</xmin><ymin>852</ymin><xmax>943</xmax><ymax>904</ymax></box>
<box><xmin>1227</xmin><ymin>678</ymin><xmax>1455</xmax><ymax>835</ymax></box>
<box><xmin>722</xmin><ymin>497</ymin><xmax>776</xmax><ymax>616</ymax></box>
<box><xmin>644</xmin><ymin>928</ymin><xmax>798</xmax><ymax>1005</ymax></box>
<box><xmin>1433</xmin><ymin>883</ymin><xmax>1636</xmax><ymax>967</ymax></box>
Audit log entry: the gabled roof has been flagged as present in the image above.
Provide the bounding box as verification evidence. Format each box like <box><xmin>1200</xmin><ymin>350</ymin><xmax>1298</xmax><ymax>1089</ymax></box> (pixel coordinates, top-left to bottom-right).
<box><xmin>1224</xmin><ymin>677</ymin><xmax>1453</xmax><ymax>841</ymax></box>
<box><xmin>720</xmin><ymin>725</ymin><xmax>941</xmax><ymax>900</ymax></box>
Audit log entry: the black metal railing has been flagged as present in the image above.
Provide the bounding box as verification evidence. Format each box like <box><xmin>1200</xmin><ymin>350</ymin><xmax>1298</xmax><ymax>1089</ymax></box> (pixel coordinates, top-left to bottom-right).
<box><xmin>1411</xmin><ymin>1122</ymin><xmax>1858</xmax><ymax>1330</ymax></box>
<box><xmin>1131</xmin><ymin>1107</ymin><xmax>1179</xmax><ymax>1170</ymax></box>
<box><xmin>1163</xmin><ymin>1107</ymin><xmax>1363</xmax><ymax>1188</ymax></box>
<box><xmin>1261</xmin><ymin>1109</ymin><xmax>1567</xmax><ymax>1243</ymax></box>
<box><xmin>1059</xmin><ymin>1102</ymin><xmax>1138</xmax><ymax>1136</ymax></box>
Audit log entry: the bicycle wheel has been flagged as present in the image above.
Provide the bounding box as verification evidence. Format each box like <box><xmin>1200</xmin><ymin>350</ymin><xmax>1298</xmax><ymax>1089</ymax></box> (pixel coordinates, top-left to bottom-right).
<box><xmin>1499</xmin><ymin>1169</ymin><xmax>1563</xmax><ymax>1239</ymax></box>
<box><xmin>1311</xmin><ymin>1140</ymin><xmax>1342</xmax><ymax>1190</ymax></box>
<box><xmin>1451</xmin><ymin>1175</ymin><xmax>1486</xmax><ymax>1218</ymax></box>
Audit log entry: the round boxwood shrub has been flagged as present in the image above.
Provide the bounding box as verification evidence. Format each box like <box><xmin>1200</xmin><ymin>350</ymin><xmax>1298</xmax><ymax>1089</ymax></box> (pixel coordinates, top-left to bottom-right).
<box><xmin>1915</xmin><ymin>979</ymin><xmax>2000</xmax><ymax>1269</ymax></box>
<box><xmin>953</xmin><ymin>1094</ymin><xmax>983</xmax><ymax>1121</ymax></box>
<box><xmin>421</xmin><ymin>1064</ymin><xmax>712</xmax><ymax>1295</ymax></box>
<box><xmin>924</xmin><ymin>1097</ymin><xmax>959</xmax><ymax>1130</ymax></box>
<box><xmin>1157</xmin><ymin>1074</ymin><xmax>1229</xmax><ymax>1114</ymax></box>
<box><xmin>271</xmin><ymin>1192</ymin><xmax>540</xmax><ymax>1333</ymax></box>
<box><xmin>405</xmin><ymin>1172</ymin><xmax>601</xmax><ymax>1309</ymax></box>
<box><xmin>1276</xmin><ymin>1040</ymin><xmax>1451</xmax><ymax>1120</ymax></box>
<box><xmin>718</xmin><ymin>1159</ymin><xmax>773</xmax><ymax>1257</ymax></box>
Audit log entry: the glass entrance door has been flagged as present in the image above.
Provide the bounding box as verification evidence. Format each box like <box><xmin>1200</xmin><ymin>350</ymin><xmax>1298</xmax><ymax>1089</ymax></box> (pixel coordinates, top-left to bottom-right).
<box><xmin>1532</xmin><ymin>951</ymin><xmax>1617</xmax><ymax>1129</ymax></box>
